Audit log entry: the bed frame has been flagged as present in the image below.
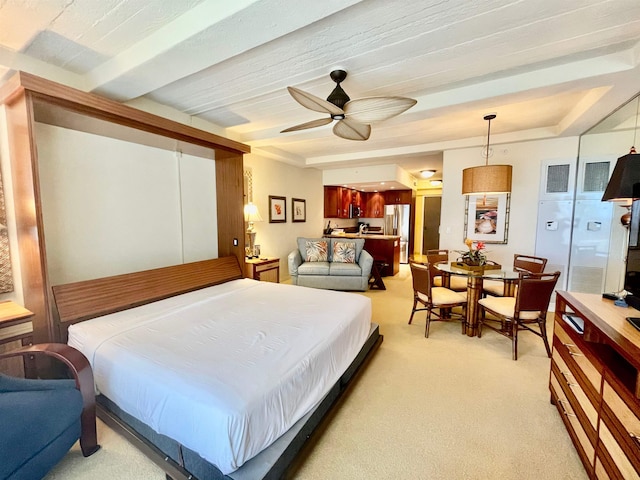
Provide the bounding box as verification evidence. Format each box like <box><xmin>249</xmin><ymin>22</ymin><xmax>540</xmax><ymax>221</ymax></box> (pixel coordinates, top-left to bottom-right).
<box><xmin>51</xmin><ymin>256</ymin><xmax>382</xmax><ymax>480</ymax></box>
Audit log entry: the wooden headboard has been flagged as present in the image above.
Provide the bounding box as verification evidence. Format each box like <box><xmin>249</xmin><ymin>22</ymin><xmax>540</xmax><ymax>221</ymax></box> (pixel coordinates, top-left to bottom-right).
<box><xmin>52</xmin><ymin>256</ymin><xmax>244</xmax><ymax>341</ymax></box>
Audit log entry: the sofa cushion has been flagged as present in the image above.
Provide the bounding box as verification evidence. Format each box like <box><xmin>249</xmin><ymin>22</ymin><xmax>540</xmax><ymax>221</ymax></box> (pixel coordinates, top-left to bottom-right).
<box><xmin>332</xmin><ymin>241</ymin><xmax>356</xmax><ymax>263</ymax></box>
<box><xmin>297</xmin><ymin>238</ymin><xmax>326</xmax><ymax>261</ymax></box>
<box><xmin>328</xmin><ymin>237</ymin><xmax>365</xmax><ymax>262</ymax></box>
<box><xmin>329</xmin><ymin>262</ymin><xmax>363</xmax><ymax>276</ymax></box>
<box><xmin>298</xmin><ymin>261</ymin><xmax>330</xmax><ymax>275</ymax></box>
<box><xmin>304</xmin><ymin>240</ymin><xmax>328</xmax><ymax>262</ymax></box>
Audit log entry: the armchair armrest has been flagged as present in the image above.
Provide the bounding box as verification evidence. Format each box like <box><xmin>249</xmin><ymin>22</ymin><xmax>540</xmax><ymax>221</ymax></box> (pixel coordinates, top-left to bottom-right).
<box><xmin>0</xmin><ymin>343</ymin><xmax>100</xmax><ymax>457</ymax></box>
<box><xmin>288</xmin><ymin>249</ymin><xmax>303</xmax><ymax>276</ymax></box>
<box><xmin>358</xmin><ymin>249</ymin><xmax>374</xmax><ymax>277</ymax></box>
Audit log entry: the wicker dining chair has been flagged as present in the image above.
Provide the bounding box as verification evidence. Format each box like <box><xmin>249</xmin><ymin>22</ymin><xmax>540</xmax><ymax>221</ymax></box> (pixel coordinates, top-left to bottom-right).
<box><xmin>408</xmin><ymin>260</ymin><xmax>467</xmax><ymax>338</ymax></box>
<box><xmin>483</xmin><ymin>253</ymin><xmax>548</xmax><ymax>297</ymax></box>
<box><xmin>425</xmin><ymin>249</ymin><xmax>467</xmax><ymax>291</ymax></box>
<box><xmin>477</xmin><ymin>271</ymin><xmax>560</xmax><ymax>360</ymax></box>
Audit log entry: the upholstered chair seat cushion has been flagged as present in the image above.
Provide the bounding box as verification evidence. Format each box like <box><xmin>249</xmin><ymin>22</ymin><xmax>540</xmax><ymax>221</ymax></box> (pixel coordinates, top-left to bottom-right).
<box><xmin>0</xmin><ymin>376</ymin><xmax>83</xmax><ymax>480</ymax></box>
<box><xmin>477</xmin><ymin>296</ymin><xmax>540</xmax><ymax>320</ymax></box>
<box><xmin>430</xmin><ymin>287</ymin><xmax>468</xmax><ymax>306</ymax></box>
<box><xmin>482</xmin><ymin>279</ymin><xmax>506</xmax><ymax>296</ymax></box>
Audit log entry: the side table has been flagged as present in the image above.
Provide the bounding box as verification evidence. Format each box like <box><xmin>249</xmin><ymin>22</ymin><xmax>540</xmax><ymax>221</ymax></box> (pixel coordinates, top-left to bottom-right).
<box><xmin>245</xmin><ymin>257</ymin><xmax>280</xmax><ymax>283</ymax></box>
<box><xmin>0</xmin><ymin>300</ymin><xmax>35</xmax><ymax>376</ymax></box>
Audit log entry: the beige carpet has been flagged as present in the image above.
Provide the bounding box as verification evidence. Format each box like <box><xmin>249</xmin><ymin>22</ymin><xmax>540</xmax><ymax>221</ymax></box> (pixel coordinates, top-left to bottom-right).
<box><xmin>46</xmin><ymin>265</ymin><xmax>588</xmax><ymax>480</ymax></box>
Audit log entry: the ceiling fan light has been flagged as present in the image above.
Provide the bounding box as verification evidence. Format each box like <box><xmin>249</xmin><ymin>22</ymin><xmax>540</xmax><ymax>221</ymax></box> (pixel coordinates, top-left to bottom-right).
<box><xmin>462</xmin><ymin>164</ymin><xmax>512</xmax><ymax>195</ymax></box>
<box><xmin>420</xmin><ymin>170</ymin><xmax>436</xmax><ymax>178</ymax></box>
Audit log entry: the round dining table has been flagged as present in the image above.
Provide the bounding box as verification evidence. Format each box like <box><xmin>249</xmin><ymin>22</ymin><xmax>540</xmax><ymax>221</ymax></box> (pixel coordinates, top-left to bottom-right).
<box><xmin>434</xmin><ymin>263</ymin><xmax>521</xmax><ymax>337</ymax></box>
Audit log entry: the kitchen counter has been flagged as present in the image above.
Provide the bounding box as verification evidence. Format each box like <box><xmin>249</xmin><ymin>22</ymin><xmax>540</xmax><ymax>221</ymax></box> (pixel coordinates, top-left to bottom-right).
<box><xmin>324</xmin><ymin>233</ymin><xmax>400</xmax><ymax>240</ymax></box>
<box><xmin>324</xmin><ymin>234</ymin><xmax>401</xmax><ymax>276</ymax></box>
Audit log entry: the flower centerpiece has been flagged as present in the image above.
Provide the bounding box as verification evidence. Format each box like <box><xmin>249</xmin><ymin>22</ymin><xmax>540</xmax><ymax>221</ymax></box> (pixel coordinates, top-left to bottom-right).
<box><xmin>456</xmin><ymin>238</ymin><xmax>487</xmax><ymax>266</ymax></box>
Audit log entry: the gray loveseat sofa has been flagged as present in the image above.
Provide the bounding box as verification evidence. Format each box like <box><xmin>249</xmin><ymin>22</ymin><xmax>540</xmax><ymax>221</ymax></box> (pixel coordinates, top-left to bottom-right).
<box><xmin>288</xmin><ymin>237</ymin><xmax>373</xmax><ymax>291</ymax></box>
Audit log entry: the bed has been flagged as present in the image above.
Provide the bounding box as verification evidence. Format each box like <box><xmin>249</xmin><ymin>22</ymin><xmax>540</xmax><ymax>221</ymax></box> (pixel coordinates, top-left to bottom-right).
<box><xmin>52</xmin><ymin>256</ymin><xmax>382</xmax><ymax>479</ymax></box>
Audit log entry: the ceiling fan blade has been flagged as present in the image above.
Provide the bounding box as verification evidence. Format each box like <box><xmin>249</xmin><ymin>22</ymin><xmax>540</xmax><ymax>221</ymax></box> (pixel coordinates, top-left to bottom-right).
<box><xmin>333</xmin><ymin>119</ymin><xmax>371</xmax><ymax>141</ymax></box>
<box><xmin>286</xmin><ymin>87</ymin><xmax>344</xmax><ymax>116</ymax></box>
<box><xmin>280</xmin><ymin>117</ymin><xmax>333</xmax><ymax>133</ymax></box>
<box><xmin>344</xmin><ymin>96</ymin><xmax>417</xmax><ymax>124</ymax></box>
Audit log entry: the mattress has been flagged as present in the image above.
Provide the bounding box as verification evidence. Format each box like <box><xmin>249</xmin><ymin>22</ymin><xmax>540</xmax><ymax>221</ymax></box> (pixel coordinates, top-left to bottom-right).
<box><xmin>67</xmin><ymin>278</ymin><xmax>371</xmax><ymax>474</ymax></box>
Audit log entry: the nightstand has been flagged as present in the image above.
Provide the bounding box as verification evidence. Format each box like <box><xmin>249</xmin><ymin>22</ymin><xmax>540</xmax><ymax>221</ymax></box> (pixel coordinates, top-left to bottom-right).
<box><xmin>245</xmin><ymin>257</ymin><xmax>280</xmax><ymax>283</ymax></box>
<box><xmin>0</xmin><ymin>301</ymin><xmax>35</xmax><ymax>377</ymax></box>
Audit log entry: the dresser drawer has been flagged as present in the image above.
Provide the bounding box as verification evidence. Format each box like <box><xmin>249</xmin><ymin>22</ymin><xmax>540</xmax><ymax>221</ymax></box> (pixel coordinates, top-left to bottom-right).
<box><xmin>552</xmin><ymin>349</ymin><xmax>598</xmax><ymax>432</ymax></box>
<box><xmin>600</xmin><ymin>378</ymin><xmax>640</xmax><ymax>475</ymax></box>
<box><xmin>595</xmin><ymin>455</ymin><xmax>611</xmax><ymax>480</ymax></box>
<box><xmin>598</xmin><ymin>419</ymin><xmax>640</xmax><ymax>479</ymax></box>
<box><xmin>551</xmin><ymin>373</ymin><xmax>595</xmax><ymax>472</ymax></box>
<box><xmin>554</xmin><ymin>320</ymin><xmax>602</xmax><ymax>394</ymax></box>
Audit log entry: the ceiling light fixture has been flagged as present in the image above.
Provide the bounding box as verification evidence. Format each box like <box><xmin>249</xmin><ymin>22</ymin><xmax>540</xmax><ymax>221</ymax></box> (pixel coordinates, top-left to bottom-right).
<box><xmin>461</xmin><ymin>114</ymin><xmax>512</xmax><ymax>195</ymax></box>
<box><xmin>430</xmin><ymin>179</ymin><xmax>443</xmax><ymax>187</ymax></box>
<box><xmin>420</xmin><ymin>170</ymin><xmax>436</xmax><ymax>178</ymax></box>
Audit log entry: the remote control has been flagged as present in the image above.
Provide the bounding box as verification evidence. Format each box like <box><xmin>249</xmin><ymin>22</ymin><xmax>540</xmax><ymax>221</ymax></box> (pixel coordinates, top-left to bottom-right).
<box><xmin>626</xmin><ymin>317</ymin><xmax>640</xmax><ymax>332</ymax></box>
<box><xmin>602</xmin><ymin>292</ymin><xmax>619</xmax><ymax>301</ymax></box>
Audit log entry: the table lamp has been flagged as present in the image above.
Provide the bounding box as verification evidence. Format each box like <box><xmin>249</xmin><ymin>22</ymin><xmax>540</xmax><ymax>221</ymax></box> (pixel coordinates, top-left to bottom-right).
<box><xmin>244</xmin><ymin>202</ymin><xmax>263</xmax><ymax>258</ymax></box>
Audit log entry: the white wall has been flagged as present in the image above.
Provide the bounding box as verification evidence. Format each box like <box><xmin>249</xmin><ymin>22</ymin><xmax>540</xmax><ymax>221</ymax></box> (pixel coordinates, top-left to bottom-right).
<box><xmin>36</xmin><ymin>123</ymin><xmax>218</xmax><ymax>285</ymax></box>
<box><xmin>440</xmin><ymin>137</ymin><xmax>580</xmax><ymax>267</ymax></box>
<box><xmin>244</xmin><ymin>152</ymin><xmax>323</xmax><ymax>281</ymax></box>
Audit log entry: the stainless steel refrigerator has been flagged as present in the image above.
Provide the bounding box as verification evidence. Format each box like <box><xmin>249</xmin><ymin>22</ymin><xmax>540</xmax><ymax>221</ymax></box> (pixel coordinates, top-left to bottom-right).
<box><xmin>384</xmin><ymin>204</ymin><xmax>410</xmax><ymax>263</ymax></box>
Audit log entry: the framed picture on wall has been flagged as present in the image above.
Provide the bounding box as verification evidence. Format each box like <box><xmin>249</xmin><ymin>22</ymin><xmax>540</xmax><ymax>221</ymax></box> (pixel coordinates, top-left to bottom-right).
<box><xmin>464</xmin><ymin>193</ymin><xmax>510</xmax><ymax>244</ymax></box>
<box><xmin>269</xmin><ymin>195</ymin><xmax>286</xmax><ymax>223</ymax></box>
<box><xmin>292</xmin><ymin>198</ymin><xmax>306</xmax><ymax>222</ymax></box>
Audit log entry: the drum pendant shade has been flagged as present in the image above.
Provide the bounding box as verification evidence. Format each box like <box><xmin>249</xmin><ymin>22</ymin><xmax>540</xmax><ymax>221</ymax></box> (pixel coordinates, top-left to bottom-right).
<box><xmin>462</xmin><ymin>164</ymin><xmax>513</xmax><ymax>195</ymax></box>
<box><xmin>462</xmin><ymin>114</ymin><xmax>512</xmax><ymax>195</ymax></box>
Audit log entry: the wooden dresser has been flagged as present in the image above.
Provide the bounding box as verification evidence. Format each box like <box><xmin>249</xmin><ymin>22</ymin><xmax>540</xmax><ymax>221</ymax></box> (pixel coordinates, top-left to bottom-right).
<box><xmin>552</xmin><ymin>291</ymin><xmax>640</xmax><ymax>479</ymax></box>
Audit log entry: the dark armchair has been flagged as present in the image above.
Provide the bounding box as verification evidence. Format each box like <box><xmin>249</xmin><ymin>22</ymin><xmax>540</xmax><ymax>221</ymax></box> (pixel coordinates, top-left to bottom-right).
<box><xmin>0</xmin><ymin>343</ymin><xmax>100</xmax><ymax>480</ymax></box>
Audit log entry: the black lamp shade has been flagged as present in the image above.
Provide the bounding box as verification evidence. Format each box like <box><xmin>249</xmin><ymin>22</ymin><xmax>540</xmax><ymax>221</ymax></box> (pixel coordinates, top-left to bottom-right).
<box><xmin>602</xmin><ymin>153</ymin><xmax>640</xmax><ymax>201</ymax></box>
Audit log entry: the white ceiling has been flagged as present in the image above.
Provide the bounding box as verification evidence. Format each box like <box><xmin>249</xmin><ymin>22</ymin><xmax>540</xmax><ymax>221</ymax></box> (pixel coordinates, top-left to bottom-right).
<box><xmin>2</xmin><ymin>0</ymin><xmax>640</xmax><ymax>187</ymax></box>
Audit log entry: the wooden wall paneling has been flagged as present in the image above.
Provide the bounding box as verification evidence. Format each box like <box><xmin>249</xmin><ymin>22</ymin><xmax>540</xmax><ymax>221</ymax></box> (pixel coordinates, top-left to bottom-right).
<box><xmin>18</xmin><ymin>72</ymin><xmax>249</xmax><ymax>154</ymax></box>
<box><xmin>215</xmin><ymin>149</ymin><xmax>245</xmax><ymax>266</ymax></box>
<box><xmin>4</xmin><ymin>89</ymin><xmax>54</xmax><ymax>343</ymax></box>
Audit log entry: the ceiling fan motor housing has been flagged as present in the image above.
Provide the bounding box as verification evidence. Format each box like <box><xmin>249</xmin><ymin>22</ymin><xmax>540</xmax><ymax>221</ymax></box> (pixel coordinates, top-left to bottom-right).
<box><xmin>327</xmin><ymin>69</ymin><xmax>350</xmax><ymax>111</ymax></box>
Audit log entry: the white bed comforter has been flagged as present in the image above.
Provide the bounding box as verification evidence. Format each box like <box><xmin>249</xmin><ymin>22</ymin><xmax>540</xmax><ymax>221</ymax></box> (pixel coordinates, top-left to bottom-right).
<box><xmin>67</xmin><ymin>279</ymin><xmax>371</xmax><ymax>474</ymax></box>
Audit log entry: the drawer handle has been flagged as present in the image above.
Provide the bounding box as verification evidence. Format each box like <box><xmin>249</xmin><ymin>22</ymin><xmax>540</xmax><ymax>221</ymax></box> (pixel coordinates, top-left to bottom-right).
<box><xmin>561</xmin><ymin>371</ymin><xmax>578</xmax><ymax>387</ymax></box>
<box><xmin>558</xmin><ymin>399</ymin><xmax>576</xmax><ymax>417</ymax></box>
<box><xmin>563</xmin><ymin>343</ymin><xmax>584</xmax><ymax>357</ymax></box>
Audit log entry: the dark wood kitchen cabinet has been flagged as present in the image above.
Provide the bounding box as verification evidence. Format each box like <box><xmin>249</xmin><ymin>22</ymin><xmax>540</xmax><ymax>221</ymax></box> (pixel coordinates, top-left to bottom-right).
<box><xmin>325</xmin><ymin>186</ymin><xmax>363</xmax><ymax>218</ymax></box>
<box><xmin>363</xmin><ymin>192</ymin><xmax>385</xmax><ymax>218</ymax></box>
<box><xmin>384</xmin><ymin>189</ymin><xmax>413</xmax><ymax>204</ymax></box>
<box><xmin>324</xmin><ymin>186</ymin><xmax>343</xmax><ymax>218</ymax></box>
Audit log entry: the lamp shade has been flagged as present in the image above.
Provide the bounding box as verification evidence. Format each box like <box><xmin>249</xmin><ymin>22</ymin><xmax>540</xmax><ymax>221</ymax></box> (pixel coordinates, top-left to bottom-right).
<box><xmin>602</xmin><ymin>153</ymin><xmax>640</xmax><ymax>201</ymax></box>
<box><xmin>244</xmin><ymin>203</ymin><xmax>263</xmax><ymax>222</ymax></box>
<box><xmin>462</xmin><ymin>164</ymin><xmax>513</xmax><ymax>195</ymax></box>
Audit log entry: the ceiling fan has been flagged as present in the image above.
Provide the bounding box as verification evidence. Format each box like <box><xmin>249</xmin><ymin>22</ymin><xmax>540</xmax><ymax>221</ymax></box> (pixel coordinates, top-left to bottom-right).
<box><xmin>281</xmin><ymin>70</ymin><xmax>417</xmax><ymax>141</ymax></box>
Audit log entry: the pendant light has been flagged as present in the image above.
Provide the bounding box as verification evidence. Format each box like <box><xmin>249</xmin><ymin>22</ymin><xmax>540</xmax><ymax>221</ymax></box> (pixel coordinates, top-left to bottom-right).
<box><xmin>462</xmin><ymin>114</ymin><xmax>512</xmax><ymax>195</ymax></box>
<box><xmin>601</xmin><ymin>96</ymin><xmax>640</xmax><ymax>226</ymax></box>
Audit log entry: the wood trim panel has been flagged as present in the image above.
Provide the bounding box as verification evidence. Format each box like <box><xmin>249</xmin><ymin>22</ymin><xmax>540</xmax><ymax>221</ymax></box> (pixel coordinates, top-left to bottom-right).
<box><xmin>52</xmin><ymin>256</ymin><xmax>243</xmax><ymax>336</ymax></box>
<box><xmin>12</xmin><ymin>72</ymin><xmax>249</xmax><ymax>154</ymax></box>
<box><xmin>4</xmin><ymin>89</ymin><xmax>54</xmax><ymax>343</ymax></box>
<box><xmin>216</xmin><ymin>149</ymin><xmax>245</xmax><ymax>266</ymax></box>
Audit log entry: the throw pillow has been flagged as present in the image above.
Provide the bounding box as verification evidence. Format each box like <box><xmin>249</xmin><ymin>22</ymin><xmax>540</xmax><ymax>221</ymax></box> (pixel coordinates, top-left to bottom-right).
<box><xmin>305</xmin><ymin>240</ymin><xmax>328</xmax><ymax>262</ymax></box>
<box><xmin>333</xmin><ymin>241</ymin><xmax>356</xmax><ymax>263</ymax></box>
